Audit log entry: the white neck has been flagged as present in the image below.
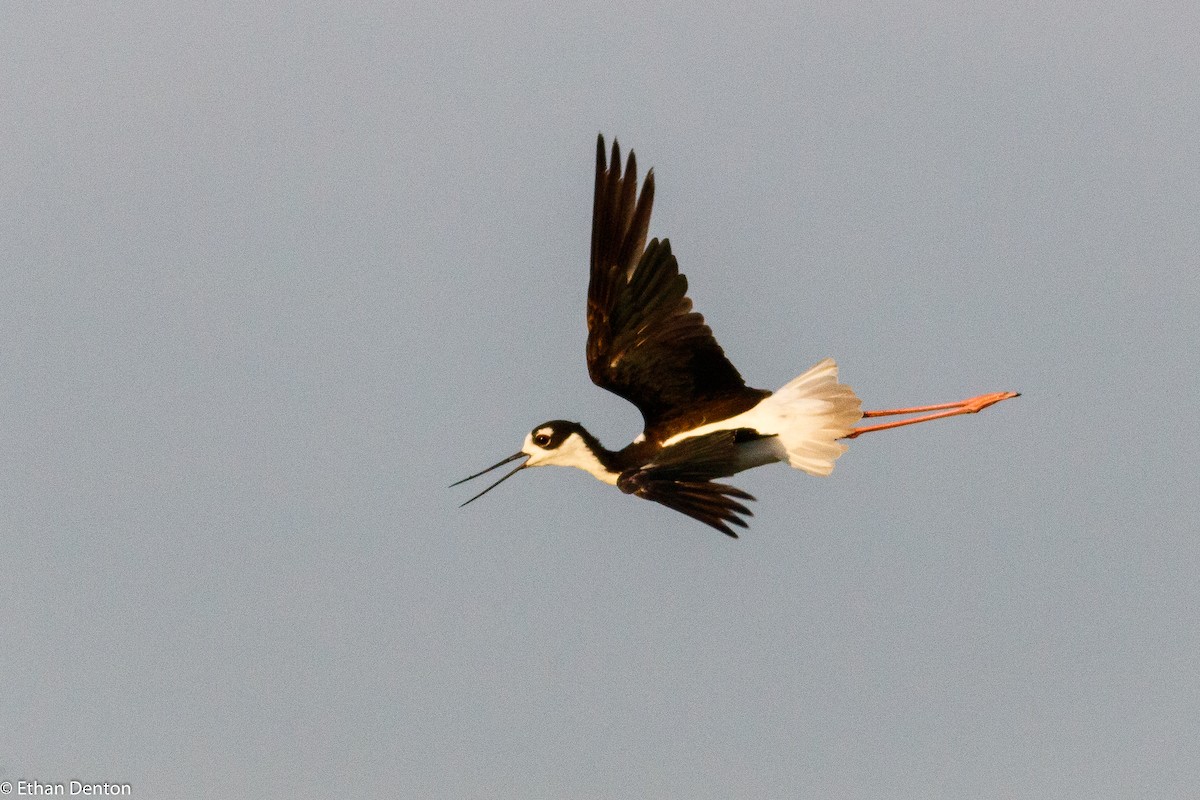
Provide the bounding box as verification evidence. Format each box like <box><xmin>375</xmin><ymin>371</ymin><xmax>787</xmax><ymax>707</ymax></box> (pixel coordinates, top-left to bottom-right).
<box><xmin>524</xmin><ymin>432</ymin><xmax>619</xmax><ymax>485</ymax></box>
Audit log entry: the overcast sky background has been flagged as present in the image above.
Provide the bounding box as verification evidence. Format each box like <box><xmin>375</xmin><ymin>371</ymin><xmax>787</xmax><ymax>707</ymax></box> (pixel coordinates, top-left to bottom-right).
<box><xmin>3</xmin><ymin>3</ymin><xmax>1198</xmax><ymax>798</ymax></box>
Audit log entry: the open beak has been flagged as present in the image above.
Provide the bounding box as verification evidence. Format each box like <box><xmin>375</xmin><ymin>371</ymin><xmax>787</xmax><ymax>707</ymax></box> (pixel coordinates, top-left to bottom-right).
<box><xmin>450</xmin><ymin>452</ymin><xmax>529</xmax><ymax>507</ymax></box>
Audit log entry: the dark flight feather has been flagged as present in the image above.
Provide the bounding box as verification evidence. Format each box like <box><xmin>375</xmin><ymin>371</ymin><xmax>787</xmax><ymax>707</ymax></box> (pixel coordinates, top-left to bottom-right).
<box><xmin>616</xmin><ymin>430</ymin><xmax>757</xmax><ymax>537</ymax></box>
<box><xmin>587</xmin><ymin>134</ymin><xmax>769</xmax><ymax>444</ymax></box>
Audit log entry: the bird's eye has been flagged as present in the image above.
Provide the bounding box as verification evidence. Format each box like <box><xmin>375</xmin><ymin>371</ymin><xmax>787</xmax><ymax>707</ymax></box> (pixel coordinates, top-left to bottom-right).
<box><xmin>534</xmin><ymin>433</ymin><xmax>551</xmax><ymax>447</ymax></box>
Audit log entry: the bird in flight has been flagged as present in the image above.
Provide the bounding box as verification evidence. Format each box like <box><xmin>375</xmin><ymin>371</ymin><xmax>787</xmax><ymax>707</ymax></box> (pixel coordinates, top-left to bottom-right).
<box><xmin>454</xmin><ymin>135</ymin><xmax>1017</xmax><ymax>537</ymax></box>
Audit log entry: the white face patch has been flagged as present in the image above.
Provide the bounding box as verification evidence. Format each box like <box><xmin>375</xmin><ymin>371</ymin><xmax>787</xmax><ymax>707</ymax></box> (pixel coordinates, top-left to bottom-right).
<box><xmin>520</xmin><ymin>431</ymin><xmax>618</xmax><ymax>485</ymax></box>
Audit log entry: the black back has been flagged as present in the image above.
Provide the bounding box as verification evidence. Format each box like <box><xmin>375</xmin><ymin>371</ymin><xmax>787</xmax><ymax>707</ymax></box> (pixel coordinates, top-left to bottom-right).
<box><xmin>586</xmin><ymin>135</ymin><xmax>769</xmax><ymax>443</ymax></box>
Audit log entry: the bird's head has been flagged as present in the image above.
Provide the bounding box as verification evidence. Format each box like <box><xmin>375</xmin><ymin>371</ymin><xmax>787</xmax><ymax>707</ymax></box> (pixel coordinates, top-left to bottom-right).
<box><xmin>520</xmin><ymin>420</ymin><xmax>590</xmax><ymax>467</ymax></box>
<box><xmin>451</xmin><ymin>420</ymin><xmax>604</xmax><ymax>506</ymax></box>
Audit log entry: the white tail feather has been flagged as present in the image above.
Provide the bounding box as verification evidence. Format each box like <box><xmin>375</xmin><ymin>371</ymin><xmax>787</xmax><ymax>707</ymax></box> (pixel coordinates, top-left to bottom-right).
<box><xmin>756</xmin><ymin>358</ymin><xmax>863</xmax><ymax>476</ymax></box>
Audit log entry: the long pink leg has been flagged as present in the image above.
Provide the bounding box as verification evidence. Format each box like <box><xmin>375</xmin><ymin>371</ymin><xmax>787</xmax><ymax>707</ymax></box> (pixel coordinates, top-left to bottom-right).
<box><xmin>843</xmin><ymin>391</ymin><xmax>1019</xmax><ymax>439</ymax></box>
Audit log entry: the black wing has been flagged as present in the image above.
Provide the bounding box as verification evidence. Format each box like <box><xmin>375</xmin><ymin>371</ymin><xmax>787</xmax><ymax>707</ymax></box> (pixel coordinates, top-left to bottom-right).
<box><xmin>616</xmin><ymin>430</ymin><xmax>757</xmax><ymax>538</ymax></box>
<box><xmin>587</xmin><ymin>135</ymin><xmax>769</xmax><ymax>442</ymax></box>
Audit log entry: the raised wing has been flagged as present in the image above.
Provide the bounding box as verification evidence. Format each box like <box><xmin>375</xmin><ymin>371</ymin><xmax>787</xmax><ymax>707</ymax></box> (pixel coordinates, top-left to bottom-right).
<box><xmin>616</xmin><ymin>430</ymin><xmax>757</xmax><ymax>537</ymax></box>
<box><xmin>587</xmin><ymin>135</ymin><xmax>768</xmax><ymax>442</ymax></box>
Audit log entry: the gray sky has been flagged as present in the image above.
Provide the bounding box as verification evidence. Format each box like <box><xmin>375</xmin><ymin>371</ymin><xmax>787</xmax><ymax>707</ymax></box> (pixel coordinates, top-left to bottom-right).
<box><xmin>3</xmin><ymin>2</ymin><xmax>1198</xmax><ymax>798</ymax></box>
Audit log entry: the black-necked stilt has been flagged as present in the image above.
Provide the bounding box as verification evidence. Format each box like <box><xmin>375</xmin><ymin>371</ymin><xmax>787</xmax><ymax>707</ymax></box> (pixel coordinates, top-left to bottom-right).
<box><xmin>453</xmin><ymin>135</ymin><xmax>1018</xmax><ymax>537</ymax></box>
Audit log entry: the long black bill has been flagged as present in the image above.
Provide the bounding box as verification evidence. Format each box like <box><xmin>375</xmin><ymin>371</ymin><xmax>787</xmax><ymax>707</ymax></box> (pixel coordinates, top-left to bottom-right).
<box><xmin>451</xmin><ymin>452</ymin><xmax>529</xmax><ymax>507</ymax></box>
